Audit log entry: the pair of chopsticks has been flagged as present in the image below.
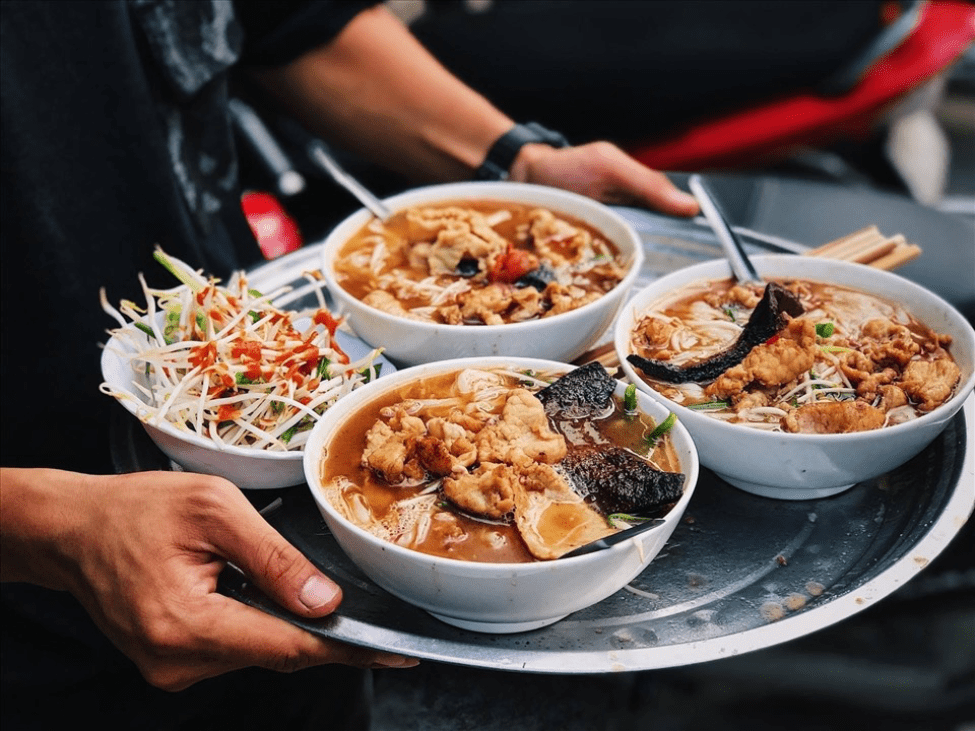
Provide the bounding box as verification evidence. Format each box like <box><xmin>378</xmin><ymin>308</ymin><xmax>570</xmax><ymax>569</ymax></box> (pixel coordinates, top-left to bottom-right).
<box><xmin>803</xmin><ymin>225</ymin><xmax>922</xmax><ymax>269</ymax></box>
<box><xmin>573</xmin><ymin>225</ymin><xmax>922</xmax><ymax>369</ymax></box>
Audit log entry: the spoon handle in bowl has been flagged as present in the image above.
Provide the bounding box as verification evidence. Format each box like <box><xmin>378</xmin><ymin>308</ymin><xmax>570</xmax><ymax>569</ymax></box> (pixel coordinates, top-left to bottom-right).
<box><xmin>689</xmin><ymin>175</ymin><xmax>763</xmax><ymax>285</ymax></box>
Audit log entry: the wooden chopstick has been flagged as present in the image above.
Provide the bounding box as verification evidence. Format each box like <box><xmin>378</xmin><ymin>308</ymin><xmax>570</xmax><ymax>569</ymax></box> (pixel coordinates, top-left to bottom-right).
<box><xmin>804</xmin><ymin>226</ymin><xmax>921</xmax><ymax>269</ymax></box>
<box><xmin>574</xmin><ymin>225</ymin><xmax>922</xmax><ymax>369</ymax></box>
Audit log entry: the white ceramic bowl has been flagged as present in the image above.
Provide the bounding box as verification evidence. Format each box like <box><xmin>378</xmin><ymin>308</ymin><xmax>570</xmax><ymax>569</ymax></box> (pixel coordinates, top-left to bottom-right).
<box><xmin>615</xmin><ymin>254</ymin><xmax>975</xmax><ymax>500</ymax></box>
<box><xmin>320</xmin><ymin>182</ymin><xmax>644</xmax><ymax>366</ymax></box>
<box><xmin>100</xmin><ymin>329</ymin><xmax>393</xmax><ymax>490</ymax></box>
<box><xmin>303</xmin><ymin>357</ymin><xmax>699</xmax><ymax>633</ymax></box>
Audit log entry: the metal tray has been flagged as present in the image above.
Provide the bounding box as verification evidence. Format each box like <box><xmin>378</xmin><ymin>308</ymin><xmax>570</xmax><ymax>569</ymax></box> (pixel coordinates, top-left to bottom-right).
<box><xmin>111</xmin><ymin>209</ymin><xmax>974</xmax><ymax>673</ymax></box>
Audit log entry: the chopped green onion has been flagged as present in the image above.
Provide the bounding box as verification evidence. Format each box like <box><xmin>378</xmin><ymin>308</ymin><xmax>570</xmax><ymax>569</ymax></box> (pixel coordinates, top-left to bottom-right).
<box><xmin>134</xmin><ymin>322</ymin><xmax>155</xmax><ymax>339</ymax></box>
<box><xmin>163</xmin><ymin>309</ymin><xmax>180</xmax><ymax>344</ymax></box>
<box><xmin>724</xmin><ymin>307</ymin><xmax>736</xmax><ymax>322</ymax></box>
<box><xmin>624</xmin><ymin>383</ymin><xmax>637</xmax><ymax>412</ymax></box>
<box><xmin>820</xmin><ymin>345</ymin><xmax>853</xmax><ymax>353</ymax></box>
<box><xmin>153</xmin><ymin>248</ymin><xmax>203</xmax><ymax>292</ymax></box>
<box><xmin>316</xmin><ymin>357</ymin><xmax>331</xmax><ymax>379</ymax></box>
<box><xmin>815</xmin><ymin>322</ymin><xmax>835</xmax><ymax>338</ymax></box>
<box><xmin>688</xmin><ymin>400</ymin><xmax>729</xmax><ymax>411</ymax></box>
<box><xmin>647</xmin><ymin>411</ymin><xmax>677</xmax><ymax>441</ymax></box>
<box><xmin>607</xmin><ymin>513</ymin><xmax>654</xmax><ymax>528</ymax></box>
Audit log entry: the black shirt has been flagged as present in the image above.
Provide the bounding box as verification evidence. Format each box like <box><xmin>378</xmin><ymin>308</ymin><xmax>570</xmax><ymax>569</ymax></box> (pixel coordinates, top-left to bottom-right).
<box><xmin>1</xmin><ymin>1</ymin><xmax>372</xmax><ymax>725</ymax></box>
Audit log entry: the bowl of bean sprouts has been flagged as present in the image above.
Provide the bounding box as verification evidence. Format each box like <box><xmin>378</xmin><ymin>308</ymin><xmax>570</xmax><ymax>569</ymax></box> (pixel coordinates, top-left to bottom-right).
<box><xmin>100</xmin><ymin>248</ymin><xmax>390</xmax><ymax>489</ymax></box>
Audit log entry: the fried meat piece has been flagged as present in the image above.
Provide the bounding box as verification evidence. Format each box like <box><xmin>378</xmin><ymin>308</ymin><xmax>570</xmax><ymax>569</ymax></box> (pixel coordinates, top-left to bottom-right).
<box><xmin>458</xmin><ymin>283</ymin><xmax>512</xmax><ymax>325</ymax></box>
<box><xmin>859</xmin><ymin>318</ymin><xmax>921</xmax><ymax>367</ymax></box>
<box><xmin>527</xmin><ymin>209</ymin><xmax>592</xmax><ymax>267</ymax></box>
<box><xmin>782</xmin><ymin>400</ymin><xmax>886</xmax><ymax>434</ymax></box>
<box><xmin>900</xmin><ymin>358</ymin><xmax>961</xmax><ymax>412</ymax></box>
<box><xmin>443</xmin><ymin>462</ymin><xmax>517</xmax><ymax>520</ymax></box>
<box><xmin>362</xmin><ymin>418</ymin><xmax>425</xmax><ymax>484</ymax></box>
<box><xmin>706</xmin><ymin>318</ymin><xmax>817</xmax><ymax>399</ymax></box>
<box><xmin>476</xmin><ymin>389</ymin><xmax>567</xmax><ymax>467</ymax></box>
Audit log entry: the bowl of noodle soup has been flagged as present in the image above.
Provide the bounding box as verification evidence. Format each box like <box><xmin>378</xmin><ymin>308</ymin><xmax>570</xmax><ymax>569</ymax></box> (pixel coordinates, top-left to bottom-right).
<box><xmin>615</xmin><ymin>255</ymin><xmax>975</xmax><ymax>500</ymax></box>
<box><xmin>319</xmin><ymin>182</ymin><xmax>643</xmax><ymax>367</ymax></box>
<box><xmin>302</xmin><ymin>356</ymin><xmax>698</xmax><ymax>633</ymax></box>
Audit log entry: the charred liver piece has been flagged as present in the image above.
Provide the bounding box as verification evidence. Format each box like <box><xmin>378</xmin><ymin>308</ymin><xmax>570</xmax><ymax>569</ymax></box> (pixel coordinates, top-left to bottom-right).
<box><xmin>455</xmin><ymin>257</ymin><xmax>480</xmax><ymax>277</ymax></box>
<box><xmin>627</xmin><ymin>282</ymin><xmax>804</xmax><ymax>384</ymax></box>
<box><xmin>560</xmin><ymin>446</ymin><xmax>685</xmax><ymax>515</ymax></box>
<box><xmin>536</xmin><ymin>362</ymin><xmax>616</xmax><ymax>418</ymax></box>
<box><xmin>515</xmin><ymin>264</ymin><xmax>556</xmax><ymax>291</ymax></box>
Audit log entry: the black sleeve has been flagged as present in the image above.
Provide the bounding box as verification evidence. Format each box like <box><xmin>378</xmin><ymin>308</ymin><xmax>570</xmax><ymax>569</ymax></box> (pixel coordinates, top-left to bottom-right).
<box><xmin>235</xmin><ymin>0</ymin><xmax>379</xmax><ymax>67</ymax></box>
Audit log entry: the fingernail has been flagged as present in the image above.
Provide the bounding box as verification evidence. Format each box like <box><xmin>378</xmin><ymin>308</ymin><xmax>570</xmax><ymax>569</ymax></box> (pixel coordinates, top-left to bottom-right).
<box><xmin>299</xmin><ymin>575</ymin><xmax>339</xmax><ymax>610</ymax></box>
<box><xmin>371</xmin><ymin>655</ymin><xmax>420</xmax><ymax>669</ymax></box>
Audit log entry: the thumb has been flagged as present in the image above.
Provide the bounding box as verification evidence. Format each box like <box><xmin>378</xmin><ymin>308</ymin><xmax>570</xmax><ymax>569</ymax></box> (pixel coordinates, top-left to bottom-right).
<box><xmin>210</xmin><ymin>494</ymin><xmax>342</xmax><ymax>619</ymax></box>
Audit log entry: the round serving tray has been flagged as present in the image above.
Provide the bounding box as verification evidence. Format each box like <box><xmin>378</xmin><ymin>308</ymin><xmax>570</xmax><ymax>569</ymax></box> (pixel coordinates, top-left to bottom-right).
<box><xmin>110</xmin><ymin>208</ymin><xmax>974</xmax><ymax>673</ymax></box>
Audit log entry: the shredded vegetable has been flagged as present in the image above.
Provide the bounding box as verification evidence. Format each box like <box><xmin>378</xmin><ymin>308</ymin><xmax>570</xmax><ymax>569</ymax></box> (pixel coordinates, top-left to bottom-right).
<box><xmin>100</xmin><ymin>247</ymin><xmax>382</xmax><ymax>451</ymax></box>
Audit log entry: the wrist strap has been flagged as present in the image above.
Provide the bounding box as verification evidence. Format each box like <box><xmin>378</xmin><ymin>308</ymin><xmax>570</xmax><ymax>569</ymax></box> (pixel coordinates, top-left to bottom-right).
<box><xmin>474</xmin><ymin>122</ymin><xmax>570</xmax><ymax>181</ymax></box>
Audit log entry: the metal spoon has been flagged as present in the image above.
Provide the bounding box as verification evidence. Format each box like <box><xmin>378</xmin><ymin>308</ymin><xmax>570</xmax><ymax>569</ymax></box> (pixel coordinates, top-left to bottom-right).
<box><xmin>308</xmin><ymin>141</ymin><xmax>394</xmax><ymax>221</ymax></box>
<box><xmin>273</xmin><ymin>115</ymin><xmax>394</xmax><ymax>221</ymax></box>
<box><xmin>561</xmin><ymin>518</ymin><xmax>666</xmax><ymax>558</ymax></box>
<box><xmin>688</xmin><ymin>174</ymin><xmax>763</xmax><ymax>285</ymax></box>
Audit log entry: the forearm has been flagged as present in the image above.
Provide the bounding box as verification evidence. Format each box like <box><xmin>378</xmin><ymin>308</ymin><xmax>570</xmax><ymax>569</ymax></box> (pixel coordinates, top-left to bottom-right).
<box><xmin>248</xmin><ymin>5</ymin><xmax>513</xmax><ymax>182</ymax></box>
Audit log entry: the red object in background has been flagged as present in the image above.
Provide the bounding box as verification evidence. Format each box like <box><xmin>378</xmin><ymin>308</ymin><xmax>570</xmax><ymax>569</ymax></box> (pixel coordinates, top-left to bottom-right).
<box><xmin>241</xmin><ymin>191</ymin><xmax>303</xmax><ymax>260</ymax></box>
<box><xmin>626</xmin><ymin>0</ymin><xmax>975</xmax><ymax>171</ymax></box>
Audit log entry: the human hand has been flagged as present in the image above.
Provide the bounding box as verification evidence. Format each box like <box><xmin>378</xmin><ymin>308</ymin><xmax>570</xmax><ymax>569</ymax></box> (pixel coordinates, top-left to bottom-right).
<box><xmin>509</xmin><ymin>141</ymin><xmax>700</xmax><ymax>217</ymax></box>
<box><xmin>0</xmin><ymin>468</ymin><xmax>417</xmax><ymax>691</ymax></box>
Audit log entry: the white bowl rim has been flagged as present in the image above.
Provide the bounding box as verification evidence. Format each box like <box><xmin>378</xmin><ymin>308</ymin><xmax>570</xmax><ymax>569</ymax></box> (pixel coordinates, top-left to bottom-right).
<box><xmin>303</xmin><ymin>355</ymin><xmax>699</xmax><ymax>572</ymax></box>
<box><xmin>615</xmin><ymin>253</ymin><xmax>975</xmax><ymax>444</ymax></box>
<box><xmin>320</xmin><ymin>181</ymin><xmax>645</xmax><ymax>335</ymax></box>
<box><xmin>100</xmin><ymin>326</ymin><xmax>394</xmax><ymax>462</ymax></box>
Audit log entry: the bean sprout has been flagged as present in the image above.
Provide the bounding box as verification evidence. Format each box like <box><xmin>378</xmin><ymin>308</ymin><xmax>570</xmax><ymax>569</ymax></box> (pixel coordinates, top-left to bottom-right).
<box><xmin>100</xmin><ymin>247</ymin><xmax>381</xmax><ymax>451</ymax></box>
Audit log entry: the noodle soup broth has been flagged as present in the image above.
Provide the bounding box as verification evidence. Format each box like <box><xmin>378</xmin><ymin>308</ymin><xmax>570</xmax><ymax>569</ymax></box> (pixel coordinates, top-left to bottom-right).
<box><xmin>302</xmin><ymin>356</ymin><xmax>699</xmax><ymax>632</ymax></box>
<box><xmin>615</xmin><ymin>255</ymin><xmax>975</xmax><ymax>499</ymax></box>
<box><xmin>319</xmin><ymin>366</ymin><xmax>683</xmax><ymax>563</ymax></box>
<box><xmin>319</xmin><ymin>182</ymin><xmax>644</xmax><ymax>366</ymax></box>
<box><xmin>627</xmin><ymin>277</ymin><xmax>960</xmax><ymax>434</ymax></box>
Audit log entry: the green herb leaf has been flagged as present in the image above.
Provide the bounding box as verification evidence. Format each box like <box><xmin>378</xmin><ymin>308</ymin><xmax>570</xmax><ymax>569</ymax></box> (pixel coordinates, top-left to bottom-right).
<box><xmin>815</xmin><ymin>322</ymin><xmax>835</xmax><ymax>338</ymax></box>
<box><xmin>359</xmin><ymin>362</ymin><xmax>382</xmax><ymax>383</ymax></box>
<box><xmin>688</xmin><ymin>400</ymin><xmax>729</xmax><ymax>411</ymax></box>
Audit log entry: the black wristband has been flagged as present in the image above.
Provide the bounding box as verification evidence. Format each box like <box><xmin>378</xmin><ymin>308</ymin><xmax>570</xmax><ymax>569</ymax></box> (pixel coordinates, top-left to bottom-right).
<box><xmin>474</xmin><ymin>122</ymin><xmax>570</xmax><ymax>181</ymax></box>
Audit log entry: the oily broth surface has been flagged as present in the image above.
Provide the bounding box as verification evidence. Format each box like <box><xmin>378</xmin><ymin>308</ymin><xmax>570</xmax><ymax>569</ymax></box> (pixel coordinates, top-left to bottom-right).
<box><xmin>629</xmin><ymin>277</ymin><xmax>958</xmax><ymax>428</ymax></box>
<box><xmin>320</xmin><ymin>368</ymin><xmax>680</xmax><ymax>563</ymax></box>
<box><xmin>332</xmin><ymin>200</ymin><xmax>625</xmax><ymax>323</ymax></box>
